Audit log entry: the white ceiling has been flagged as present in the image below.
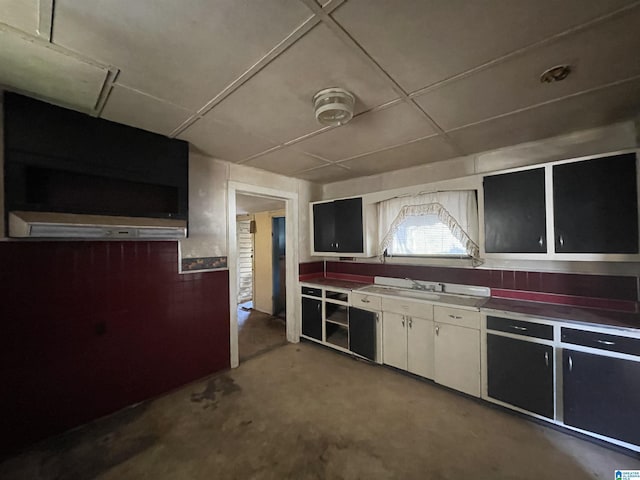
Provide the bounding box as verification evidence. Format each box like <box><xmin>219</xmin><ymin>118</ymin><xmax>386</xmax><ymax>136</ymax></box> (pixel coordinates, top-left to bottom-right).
<box><xmin>1</xmin><ymin>0</ymin><xmax>639</xmax><ymax>184</ymax></box>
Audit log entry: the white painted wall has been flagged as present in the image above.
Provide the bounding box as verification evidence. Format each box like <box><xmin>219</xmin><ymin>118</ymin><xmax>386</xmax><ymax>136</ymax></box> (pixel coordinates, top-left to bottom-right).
<box><xmin>180</xmin><ymin>151</ymin><xmax>321</xmax><ymax>265</ymax></box>
<box><xmin>321</xmin><ymin>121</ymin><xmax>640</xmax><ymax>275</ymax></box>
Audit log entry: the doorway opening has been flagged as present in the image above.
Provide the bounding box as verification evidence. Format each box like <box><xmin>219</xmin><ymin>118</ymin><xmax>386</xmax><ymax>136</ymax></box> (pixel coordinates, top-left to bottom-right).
<box><xmin>235</xmin><ymin>193</ymin><xmax>288</xmax><ymax>362</ymax></box>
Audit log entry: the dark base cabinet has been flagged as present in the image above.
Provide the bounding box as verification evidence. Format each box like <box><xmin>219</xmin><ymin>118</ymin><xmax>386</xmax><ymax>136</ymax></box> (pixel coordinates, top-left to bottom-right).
<box><xmin>487</xmin><ymin>334</ymin><xmax>554</xmax><ymax>419</ymax></box>
<box><xmin>301</xmin><ymin>297</ymin><xmax>322</xmax><ymax>341</ymax></box>
<box><xmin>349</xmin><ymin>307</ymin><xmax>377</xmax><ymax>361</ymax></box>
<box><xmin>563</xmin><ymin>349</ymin><xmax>640</xmax><ymax>446</ymax></box>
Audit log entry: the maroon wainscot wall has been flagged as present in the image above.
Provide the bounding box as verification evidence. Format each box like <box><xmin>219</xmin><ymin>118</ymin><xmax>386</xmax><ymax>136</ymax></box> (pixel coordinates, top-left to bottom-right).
<box><xmin>0</xmin><ymin>241</ymin><xmax>230</xmax><ymax>452</ymax></box>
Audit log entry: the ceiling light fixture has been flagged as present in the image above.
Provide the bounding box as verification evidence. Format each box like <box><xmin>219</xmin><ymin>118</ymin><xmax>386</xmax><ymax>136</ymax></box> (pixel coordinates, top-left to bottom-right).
<box><xmin>313</xmin><ymin>87</ymin><xmax>355</xmax><ymax>126</ymax></box>
<box><xmin>539</xmin><ymin>64</ymin><xmax>572</xmax><ymax>83</ymax></box>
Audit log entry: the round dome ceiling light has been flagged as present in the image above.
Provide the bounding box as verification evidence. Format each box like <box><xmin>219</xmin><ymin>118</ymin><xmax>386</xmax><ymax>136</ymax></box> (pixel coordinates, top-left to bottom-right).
<box><xmin>313</xmin><ymin>88</ymin><xmax>355</xmax><ymax>126</ymax></box>
<box><xmin>540</xmin><ymin>64</ymin><xmax>572</xmax><ymax>83</ymax></box>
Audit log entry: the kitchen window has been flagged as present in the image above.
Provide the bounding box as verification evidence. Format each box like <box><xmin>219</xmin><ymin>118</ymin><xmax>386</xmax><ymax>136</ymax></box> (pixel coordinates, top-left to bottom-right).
<box><xmin>378</xmin><ymin>190</ymin><xmax>479</xmax><ymax>258</ymax></box>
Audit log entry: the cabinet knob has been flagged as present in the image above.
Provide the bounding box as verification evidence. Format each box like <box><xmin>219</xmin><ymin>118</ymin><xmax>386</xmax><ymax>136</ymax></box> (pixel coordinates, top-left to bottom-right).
<box><xmin>544</xmin><ymin>351</ymin><xmax>549</xmax><ymax>367</ymax></box>
<box><xmin>408</xmin><ymin>318</ymin><xmax>413</xmax><ymax>329</ymax></box>
<box><xmin>568</xmin><ymin>355</ymin><xmax>573</xmax><ymax>372</ymax></box>
<box><xmin>538</xmin><ymin>236</ymin><xmax>544</xmax><ymax>247</ymax></box>
<box><xmin>401</xmin><ymin>317</ymin><xmax>405</xmax><ymax>327</ymax></box>
<box><xmin>336</xmin><ymin>242</ymin><xmax>339</xmax><ymax>248</ymax></box>
<box><xmin>435</xmin><ymin>325</ymin><xmax>439</xmax><ymax>336</ymax></box>
<box><xmin>558</xmin><ymin>235</ymin><xmax>564</xmax><ymax>248</ymax></box>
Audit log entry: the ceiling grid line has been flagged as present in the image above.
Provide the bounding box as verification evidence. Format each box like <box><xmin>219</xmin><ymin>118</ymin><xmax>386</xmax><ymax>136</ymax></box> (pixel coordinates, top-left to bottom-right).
<box><xmin>446</xmin><ymin>73</ymin><xmax>640</xmax><ymax>136</ymax></box>
<box><xmin>168</xmin><ymin>14</ymin><xmax>322</xmax><ymax>139</ymax></box>
<box><xmin>299</xmin><ymin>0</ymin><xmax>465</xmax><ymax>158</ymax></box>
<box><xmin>407</xmin><ymin>0</ymin><xmax>640</xmax><ymax>100</ymax></box>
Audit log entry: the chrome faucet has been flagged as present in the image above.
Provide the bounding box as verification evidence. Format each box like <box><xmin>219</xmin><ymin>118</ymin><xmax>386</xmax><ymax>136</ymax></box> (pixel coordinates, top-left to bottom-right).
<box><xmin>405</xmin><ymin>278</ymin><xmax>432</xmax><ymax>291</ymax></box>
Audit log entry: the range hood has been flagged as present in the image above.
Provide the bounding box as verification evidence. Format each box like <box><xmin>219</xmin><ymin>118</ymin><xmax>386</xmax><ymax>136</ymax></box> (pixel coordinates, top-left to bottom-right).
<box><xmin>8</xmin><ymin>211</ymin><xmax>187</xmax><ymax>240</ymax></box>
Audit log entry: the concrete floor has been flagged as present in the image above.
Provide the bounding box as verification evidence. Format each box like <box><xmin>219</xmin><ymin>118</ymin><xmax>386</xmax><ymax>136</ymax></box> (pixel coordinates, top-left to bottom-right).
<box><xmin>237</xmin><ymin>302</ymin><xmax>287</xmax><ymax>361</ymax></box>
<box><xmin>1</xmin><ymin>341</ymin><xmax>639</xmax><ymax>480</ymax></box>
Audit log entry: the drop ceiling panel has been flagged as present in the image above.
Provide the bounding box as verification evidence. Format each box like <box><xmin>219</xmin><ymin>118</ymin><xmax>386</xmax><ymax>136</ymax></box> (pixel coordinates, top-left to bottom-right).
<box><xmin>0</xmin><ymin>0</ymin><xmax>38</xmax><ymax>35</ymax></box>
<box><xmin>337</xmin><ymin>135</ymin><xmax>459</xmax><ymax>177</ymax></box>
<box><xmin>332</xmin><ymin>0</ymin><xmax>637</xmax><ymax>93</ymax></box>
<box><xmin>206</xmin><ymin>23</ymin><xmax>400</xmax><ymax>143</ymax></box>
<box><xmin>101</xmin><ymin>85</ymin><xmax>193</xmax><ymax>136</ymax></box>
<box><xmin>53</xmin><ymin>0</ymin><xmax>313</xmax><ymax>110</ymax></box>
<box><xmin>292</xmin><ymin>102</ymin><xmax>436</xmax><ymax>161</ymax></box>
<box><xmin>244</xmin><ymin>147</ymin><xmax>328</xmax><ymax>176</ymax></box>
<box><xmin>178</xmin><ymin>113</ymin><xmax>278</xmax><ymax>163</ymax></box>
<box><xmin>0</xmin><ymin>27</ymin><xmax>109</xmax><ymax>112</ymax></box>
<box><xmin>296</xmin><ymin>164</ymin><xmax>358</xmax><ymax>183</ymax></box>
<box><xmin>415</xmin><ymin>7</ymin><xmax>640</xmax><ymax>131</ymax></box>
<box><xmin>448</xmin><ymin>78</ymin><xmax>640</xmax><ymax>154</ymax></box>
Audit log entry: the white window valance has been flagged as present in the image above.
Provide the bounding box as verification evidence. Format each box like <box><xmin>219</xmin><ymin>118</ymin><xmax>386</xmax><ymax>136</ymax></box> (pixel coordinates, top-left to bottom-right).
<box><xmin>377</xmin><ymin>190</ymin><xmax>480</xmax><ymax>258</ymax></box>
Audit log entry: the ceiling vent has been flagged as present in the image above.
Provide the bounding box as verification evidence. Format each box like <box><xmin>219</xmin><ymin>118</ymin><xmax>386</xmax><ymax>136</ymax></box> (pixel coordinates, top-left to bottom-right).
<box><xmin>313</xmin><ymin>88</ymin><xmax>355</xmax><ymax>126</ymax></box>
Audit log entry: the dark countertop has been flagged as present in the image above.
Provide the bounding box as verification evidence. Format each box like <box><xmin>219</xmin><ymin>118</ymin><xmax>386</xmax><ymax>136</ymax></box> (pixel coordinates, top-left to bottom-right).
<box><xmin>300</xmin><ymin>276</ymin><xmax>640</xmax><ymax>331</ymax></box>
<box><xmin>300</xmin><ymin>277</ymin><xmax>370</xmax><ymax>290</ymax></box>
<box><xmin>483</xmin><ymin>297</ymin><xmax>640</xmax><ymax>331</ymax></box>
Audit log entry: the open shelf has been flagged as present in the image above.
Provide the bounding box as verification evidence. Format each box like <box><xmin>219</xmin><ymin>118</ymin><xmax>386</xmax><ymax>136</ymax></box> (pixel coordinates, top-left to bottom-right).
<box><xmin>326</xmin><ymin>323</ymin><xmax>349</xmax><ymax>350</ymax></box>
<box><xmin>326</xmin><ymin>290</ymin><xmax>349</xmax><ymax>303</ymax></box>
<box><xmin>326</xmin><ymin>309</ymin><xmax>348</xmax><ymax>327</ymax></box>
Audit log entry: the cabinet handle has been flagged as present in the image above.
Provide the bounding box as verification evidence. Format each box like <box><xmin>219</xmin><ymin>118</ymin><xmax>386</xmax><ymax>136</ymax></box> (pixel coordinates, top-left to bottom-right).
<box><xmin>317</xmin><ymin>303</ymin><xmax>321</xmax><ymax>312</ymax></box>
<box><xmin>510</xmin><ymin>325</ymin><xmax>528</xmax><ymax>331</ymax></box>
<box><xmin>376</xmin><ymin>314</ymin><xmax>379</xmax><ymax>323</ymax></box>
<box><xmin>448</xmin><ymin>315</ymin><xmax>462</xmax><ymax>320</ymax></box>
<box><xmin>538</xmin><ymin>236</ymin><xmax>544</xmax><ymax>247</ymax></box>
<box><xmin>360</xmin><ymin>298</ymin><xmax>371</xmax><ymax>303</ymax></box>
<box><xmin>568</xmin><ymin>355</ymin><xmax>573</xmax><ymax>372</ymax></box>
<box><xmin>335</xmin><ymin>242</ymin><xmax>339</xmax><ymax>249</ymax></box>
<box><xmin>558</xmin><ymin>235</ymin><xmax>564</xmax><ymax>248</ymax></box>
<box><xmin>596</xmin><ymin>340</ymin><xmax>615</xmax><ymax>346</ymax></box>
<box><xmin>544</xmin><ymin>351</ymin><xmax>549</xmax><ymax>367</ymax></box>
<box><xmin>401</xmin><ymin>316</ymin><xmax>405</xmax><ymax>327</ymax></box>
<box><xmin>435</xmin><ymin>325</ymin><xmax>439</xmax><ymax>336</ymax></box>
<box><xmin>409</xmin><ymin>318</ymin><xmax>413</xmax><ymax>329</ymax></box>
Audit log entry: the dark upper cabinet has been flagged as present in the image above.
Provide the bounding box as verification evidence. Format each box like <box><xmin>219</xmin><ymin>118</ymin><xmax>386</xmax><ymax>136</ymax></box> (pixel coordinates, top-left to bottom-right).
<box><xmin>3</xmin><ymin>92</ymin><xmax>189</xmax><ymax>220</ymax></box>
<box><xmin>563</xmin><ymin>349</ymin><xmax>640</xmax><ymax>446</ymax></box>
<box><xmin>553</xmin><ymin>153</ymin><xmax>638</xmax><ymax>253</ymax></box>
<box><xmin>484</xmin><ymin>168</ymin><xmax>546</xmax><ymax>253</ymax></box>
<box><xmin>487</xmin><ymin>334</ymin><xmax>554</xmax><ymax>418</ymax></box>
<box><xmin>349</xmin><ymin>307</ymin><xmax>377</xmax><ymax>361</ymax></box>
<box><xmin>301</xmin><ymin>297</ymin><xmax>322</xmax><ymax>341</ymax></box>
<box><xmin>312</xmin><ymin>197</ymin><xmax>364</xmax><ymax>254</ymax></box>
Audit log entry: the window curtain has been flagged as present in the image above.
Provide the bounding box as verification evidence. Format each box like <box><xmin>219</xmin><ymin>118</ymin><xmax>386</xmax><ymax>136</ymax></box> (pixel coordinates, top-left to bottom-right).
<box><xmin>378</xmin><ymin>190</ymin><xmax>480</xmax><ymax>258</ymax></box>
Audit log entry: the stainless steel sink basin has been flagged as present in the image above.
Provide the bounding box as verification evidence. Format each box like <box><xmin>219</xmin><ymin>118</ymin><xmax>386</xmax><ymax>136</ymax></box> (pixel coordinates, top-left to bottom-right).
<box><xmin>358</xmin><ymin>285</ymin><xmax>441</xmax><ymax>301</ymax></box>
<box><xmin>357</xmin><ymin>285</ymin><xmax>488</xmax><ymax>308</ymax></box>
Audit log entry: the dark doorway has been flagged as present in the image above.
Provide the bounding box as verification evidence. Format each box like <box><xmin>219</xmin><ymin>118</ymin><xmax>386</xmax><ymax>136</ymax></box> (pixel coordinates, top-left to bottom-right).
<box><xmin>272</xmin><ymin>216</ymin><xmax>286</xmax><ymax>318</ymax></box>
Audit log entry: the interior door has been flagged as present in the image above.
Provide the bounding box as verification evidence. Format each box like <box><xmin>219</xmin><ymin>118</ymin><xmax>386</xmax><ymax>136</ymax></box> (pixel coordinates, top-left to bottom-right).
<box><xmin>382</xmin><ymin>312</ymin><xmax>407</xmax><ymax>370</ymax></box>
<box><xmin>407</xmin><ymin>316</ymin><xmax>434</xmax><ymax>379</ymax></box>
<box><xmin>272</xmin><ymin>216</ymin><xmax>286</xmax><ymax>317</ymax></box>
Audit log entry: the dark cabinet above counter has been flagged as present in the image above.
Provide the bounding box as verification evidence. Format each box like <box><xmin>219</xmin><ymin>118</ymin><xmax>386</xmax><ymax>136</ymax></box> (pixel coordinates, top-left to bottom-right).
<box><xmin>311</xmin><ymin>196</ymin><xmax>377</xmax><ymax>257</ymax></box>
<box><xmin>3</xmin><ymin>92</ymin><xmax>189</xmax><ymax>222</ymax></box>
<box><xmin>483</xmin><ymin>150</ymin><xmax>639</xmax><ymax>259</ymax></box>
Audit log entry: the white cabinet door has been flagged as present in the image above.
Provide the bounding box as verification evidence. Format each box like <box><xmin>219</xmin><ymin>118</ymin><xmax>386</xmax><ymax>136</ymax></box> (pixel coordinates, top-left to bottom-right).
<box><xmin>407</xmin><ymin>316</ymin><xmax>434</xmax><ymax>379</ymax></box>
<box><xmin>382</xmin><ymin>312</ymin><xmax>407</xmax><ymax>370</ymax></box>
<box><xmin>434</xmin><ymin>322</ymin><xmax>481</xmax><ymax>397</ymax></box>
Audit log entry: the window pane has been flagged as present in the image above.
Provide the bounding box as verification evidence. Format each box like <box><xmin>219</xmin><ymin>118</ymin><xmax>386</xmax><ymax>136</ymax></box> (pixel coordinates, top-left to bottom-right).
<box><xmin>389</xmin><ymin>214</ymin><xmax>467</xmax><ymax>256</ymax></box>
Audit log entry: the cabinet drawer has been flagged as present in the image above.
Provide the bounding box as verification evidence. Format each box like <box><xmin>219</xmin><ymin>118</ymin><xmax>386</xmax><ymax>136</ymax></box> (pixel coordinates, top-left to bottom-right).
<box><xmin>301</xmin><ymin>286</ymin><xmax>322</xmax><ymax>297</ymax></box>
<box><xmin>351</xmin><ymin>292</ymin><xmax>382</xmax><ymax>310</ymax></box>
<box><xmin>381</xmin><ymin>297</ymin><xmax>433</xmax><ymax>319</ymax></box>
<box><xmin>487</xmin><ymin>316</ymin><xmax>554</xmax><ymax>340</ymax></box>
<box><xmin>434</xmin><ymin>306</ymin><xmax>480</xmax><ymax>329</ymax></box>
<box><xmin>561</xmin><ymin>328</ymin><xmax>640</xmax><ymax>357</ymax></box>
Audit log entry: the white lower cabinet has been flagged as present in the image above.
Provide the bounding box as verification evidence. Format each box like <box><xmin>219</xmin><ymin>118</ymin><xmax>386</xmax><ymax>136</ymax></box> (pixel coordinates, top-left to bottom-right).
<box><xmin>382</xmin><ymin>306</ymin><xmax>435</xmax><ymax>379</ymax></box>
<box><xmin>434</xmin><ymin>306</ymin><xmax>481</xmax><ymax>397</ymax></box>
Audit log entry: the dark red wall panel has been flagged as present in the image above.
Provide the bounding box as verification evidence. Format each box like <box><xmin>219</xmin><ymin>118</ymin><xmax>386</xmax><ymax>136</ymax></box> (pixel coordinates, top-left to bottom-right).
<box><xmin>325</xmin><ymin>261</ymin><xmax>638</xmax><ymax>301</ymax></box>
<box><xmin>0</xmin><ymin>241</ymin><xmax>230</xmax><ymax>452</ymax></box>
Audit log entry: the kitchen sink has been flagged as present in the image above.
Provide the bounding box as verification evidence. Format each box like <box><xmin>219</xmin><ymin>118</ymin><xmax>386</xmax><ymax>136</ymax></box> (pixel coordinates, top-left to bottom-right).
<box><xmin>357</xmin><ymin>284</ymin><xmax>488</xmax><ymax>308</ymax></box>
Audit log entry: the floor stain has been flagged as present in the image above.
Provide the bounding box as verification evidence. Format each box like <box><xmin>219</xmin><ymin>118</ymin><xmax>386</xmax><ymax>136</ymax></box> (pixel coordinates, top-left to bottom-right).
<box><xmin>190</xmin><ymin>375</ymin><xmax>241</xmax><ymax>409</ymax></box>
